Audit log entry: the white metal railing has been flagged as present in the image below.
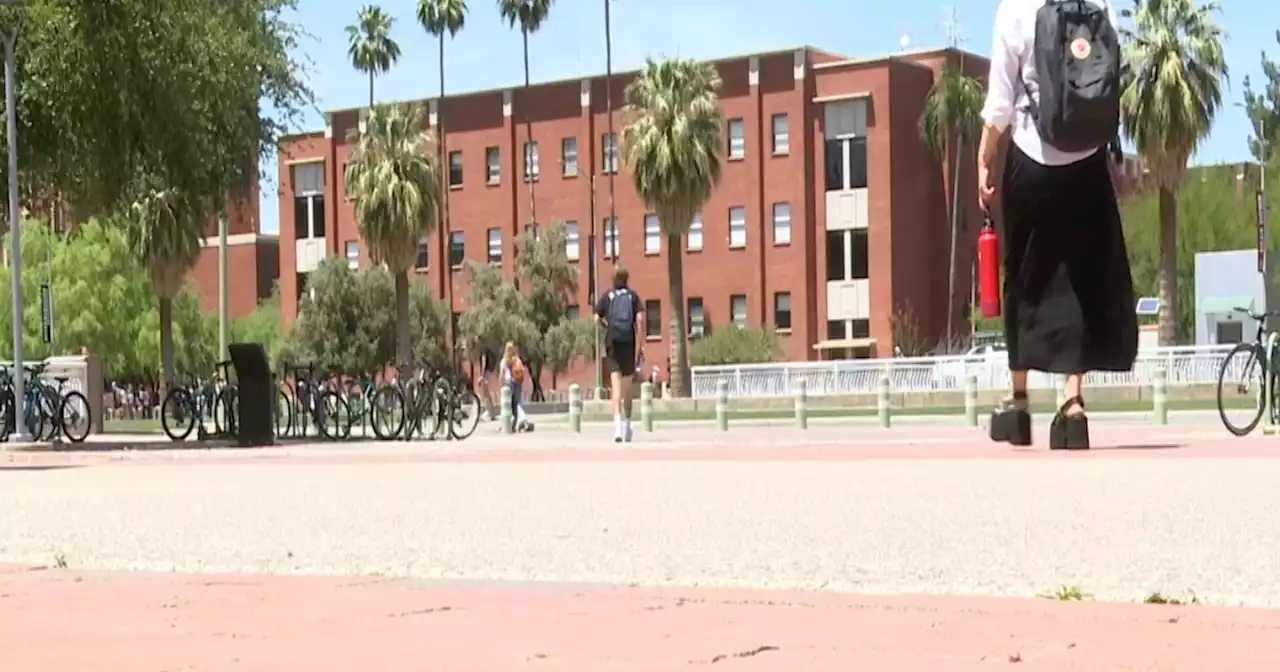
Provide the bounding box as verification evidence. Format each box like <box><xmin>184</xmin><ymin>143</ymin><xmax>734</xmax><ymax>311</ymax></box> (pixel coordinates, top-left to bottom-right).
<box><xmin>690</xmin><ymin>344</ymin><xmax>1235</xmax><ymax>398</ymax></box>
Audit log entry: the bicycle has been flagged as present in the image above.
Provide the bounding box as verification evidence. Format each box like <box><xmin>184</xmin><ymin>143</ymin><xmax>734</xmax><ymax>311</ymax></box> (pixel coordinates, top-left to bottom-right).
<box><xmin>369</xmin><ymin>365</ymin><xmax>479</xmax><ymax>441</ymax></box>
<box><xmin>161</xmin><ymin>361</ymin><xmax>236</xmax><ymax>441</ymax></box>
<box><xmin>1216</xmin><ymin>306</ymin><xmax>1280</xmax><ymax>436</ymax></box>
<box><xmin>276</xmin><ymin>364</ymin><xmax>349</xmax><ymax>440</ymax></box>
<box><xmin>0</xmin><ymin>363</ymin><xmax>90</xmax><ymax>443</ymax></box>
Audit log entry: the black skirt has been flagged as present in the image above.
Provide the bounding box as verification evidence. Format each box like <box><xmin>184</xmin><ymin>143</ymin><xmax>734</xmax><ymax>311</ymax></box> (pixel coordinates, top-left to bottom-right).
<box><xmin>1001</xmin><ymin>143</ymin><xmax>1138</xmax><ymax>374</ymax></box>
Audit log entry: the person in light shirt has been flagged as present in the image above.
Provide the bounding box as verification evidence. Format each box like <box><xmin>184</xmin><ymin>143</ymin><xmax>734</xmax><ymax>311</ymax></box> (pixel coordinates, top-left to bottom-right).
<box><xmin>977</xmin><ymin>0</ymin><xmax>1138</xmax><ymax>449</ymax></box>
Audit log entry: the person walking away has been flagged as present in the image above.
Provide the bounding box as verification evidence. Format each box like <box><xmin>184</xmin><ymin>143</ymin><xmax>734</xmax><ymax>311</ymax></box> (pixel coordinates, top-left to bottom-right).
<box><xmin>478</xmin><ymin>344</ymin><xmax>500</xmax><ymax>421</ymax></box>
<box><xmin>978</xmin><ymin>0</ymin><xmax>1138</xmax><ymax>449</ymax></box>
<box><xmin>595</xmin><ymin>266</ymin><xmax>644</xmax><ymax>443</ymax></box>
<box><xmin>500</xmin><ymin>341</ymin><xmax>533</xmax><ymax>432</ymax></box>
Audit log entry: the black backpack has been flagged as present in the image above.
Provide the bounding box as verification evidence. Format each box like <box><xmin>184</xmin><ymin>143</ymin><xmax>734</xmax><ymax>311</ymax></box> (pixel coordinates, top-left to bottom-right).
<box><xmin>1025</xmin><ymin>0</ymin><xmax>1122</xmax><ymax>153</ymax></box>
<box><xmin>605</xmin><ymin>288</ymin><xmax>637</xmax><ymax>340</ymax></box>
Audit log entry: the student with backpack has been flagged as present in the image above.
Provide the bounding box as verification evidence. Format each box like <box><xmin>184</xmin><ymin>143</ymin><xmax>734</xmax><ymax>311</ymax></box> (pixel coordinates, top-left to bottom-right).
<box><xmin>594</xmin><ymin>266</ymin><xmax>645</xmax><ymax>443</ymax></box>
<box><xmin>978</xmin><ymin>0</ymin><xmax>1138</xmax><ymax>450</ymax></box>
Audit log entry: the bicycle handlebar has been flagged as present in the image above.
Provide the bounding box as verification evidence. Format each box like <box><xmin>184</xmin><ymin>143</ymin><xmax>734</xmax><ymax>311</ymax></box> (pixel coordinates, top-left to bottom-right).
<box><xmin>1234</xmin><ymin>306</ymin><xmax>1280</xmax><ymax>320</ymax></box>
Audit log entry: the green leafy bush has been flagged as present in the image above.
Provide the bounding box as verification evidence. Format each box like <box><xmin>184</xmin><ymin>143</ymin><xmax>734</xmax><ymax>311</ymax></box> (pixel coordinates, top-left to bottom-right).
<box><xmin>689</xmin><ymin>326</ymin><xmax>780</xmax><ymax>366</ymax></box>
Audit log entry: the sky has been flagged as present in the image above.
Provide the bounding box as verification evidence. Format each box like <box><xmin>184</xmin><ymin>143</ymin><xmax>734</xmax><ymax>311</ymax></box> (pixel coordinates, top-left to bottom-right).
<box><xmin>259</xmin><ymin>0</ymin><xmax>1277</xmax><ymax>234</ymax></box>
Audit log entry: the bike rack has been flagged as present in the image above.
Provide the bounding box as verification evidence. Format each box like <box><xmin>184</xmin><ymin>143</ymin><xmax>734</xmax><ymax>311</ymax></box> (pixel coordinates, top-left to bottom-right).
<box><xmin>1265</xmin><ymin>332</ymin><xmax>1279</xmax><ymax>436</ymax></box>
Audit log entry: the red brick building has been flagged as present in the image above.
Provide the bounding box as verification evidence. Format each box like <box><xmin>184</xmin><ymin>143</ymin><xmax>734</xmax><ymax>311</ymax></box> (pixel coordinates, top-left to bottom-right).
<box><xmin>277</xmin><ymin>45</ymin><xmax>993</xmax><ymax>380</ymax></box>
<box><xmin>186</xmin><ymin>181</ymin><xmax>280</xmax><ymax>318</ymax></box>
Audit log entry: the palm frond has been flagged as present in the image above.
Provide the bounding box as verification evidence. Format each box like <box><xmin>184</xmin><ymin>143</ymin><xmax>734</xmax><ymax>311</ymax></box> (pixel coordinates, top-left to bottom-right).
<box><xmin>418</xmin><ymin>0</ymin><xmax>468</xmax><ymax>37</ymax></box>
<box><xmin>347</xmin><ymin>4</ymin><xmax>402</xmax><ymax>75</ymax></box>
<box><xmin>497</xmin><ymin>0</ymin><xmax>552</xmax><ymax>33</ymax></box>
<box><xmin>126</xmin><ymin>184</ymin><xmax>204</xmax><ymax>298</ymax></box>
<box><xmin>918</xmin><ymin>64</ymin><xmax>985</xmax><ymax>158</ymax></box>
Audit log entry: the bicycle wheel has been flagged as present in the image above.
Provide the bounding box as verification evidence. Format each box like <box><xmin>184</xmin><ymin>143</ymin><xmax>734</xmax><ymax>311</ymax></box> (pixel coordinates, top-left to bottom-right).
<box><xmin>449</xmin><ymin>388</ymin><xmax>482</xmax><ymax>440</ymax></box>
<box><xmin>370</xmin><ymin>385</ymin><xmax>406</xmax><ymax>440</ymax></box>
<box><xmin>1217</xmin><ymin>342</ymin><xmax>1267</xmax><ymax>437</ymax></box>
<box><xmin>59</xmin><ymin>390</ymin><xmax>92</xmax><ymax>444</ymax></box>
<box><xmin>0</xmin><ymin>388</ymin><xmax>12</xmax><ymax>442</ymax></box>
<box><xmin>315</xmin><ymin>390</ymin><xmax>350</xmax><ymax>440</ymax></box>
<box><xmin>22</xmin><ymin>394</ymin><xmax>46</xmax><ymax>442</ymax></box>
<box><xmin>161</xmin><ymin>388</ymin><xmax>197</xmax><ymax>441</ymax></box>
<box><xmin>37</xmin><ymin>388</ymin><xmax>60</xmax><ymax>441</ymax></box>
<box><xmin>274</xmin><ymin>388</ymin><xmax>294</xmax><ymax>438</ymax></box>
<box><xmin>214</xmin><ymin>387</ymin><xmax>237</xmax><ymax>437</ymax></box>
<box><xmin>344</xmin><ymin>380</ymin><xmax>368</xmax><ymax>438</ymax></box>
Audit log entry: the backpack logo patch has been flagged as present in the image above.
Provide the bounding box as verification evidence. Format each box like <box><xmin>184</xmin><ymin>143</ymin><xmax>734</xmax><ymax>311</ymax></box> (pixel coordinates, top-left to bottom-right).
<box><xmin>1070</xmin><ymin>38</ymin><xmax>1091</xmax><ymax>60</ymax></box>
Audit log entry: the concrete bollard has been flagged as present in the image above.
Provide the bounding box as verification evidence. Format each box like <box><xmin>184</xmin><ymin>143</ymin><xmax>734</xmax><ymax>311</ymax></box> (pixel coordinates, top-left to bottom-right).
<box><xmin>1152</xmin><ymin>368</ymin><xmax>1168</xmax><ymax>426</ymax></box>
<box><xmin>794</xmin><ymin>379</ymin><xmax>808</xmax><ymax>430</ymax></box>
<box><xmin>877</xmin><ymin>375</ymin><xmax>891</xmax><ymax>429</ymax></box>
<box><xmin>640</xmin><ymin>382</ymin><xmax>654</xmax><ymax>432</ymax></box>
<box><xmin>964</xmin><ymin>374</ymin><xmax>978</xmax><ymax>427</ymax></box>
<box><xmin>568</xmin><ymin>384</ymin><xmax>582</xmax><ymax>433</ymax></box>
<box><xmin>715</xmin><ymin>379</ymin><xmax>729</xmax><ymax>431</ymax></box>
<box><xmin>500</xmin><ymin>385</ymin><xmax>513</xmax><ymax>434</ymax></box>
<box><xmin>595</xmin><ymin>386</ymin><xmax>606</xmax><ymax>403</ymax></box>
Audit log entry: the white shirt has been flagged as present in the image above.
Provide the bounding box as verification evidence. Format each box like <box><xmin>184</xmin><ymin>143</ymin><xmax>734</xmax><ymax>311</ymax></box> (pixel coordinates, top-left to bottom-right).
<box><xmin>980</xmin><ymin>0</ymin><xmax>1119</xmax><ymax>166</ymax></box>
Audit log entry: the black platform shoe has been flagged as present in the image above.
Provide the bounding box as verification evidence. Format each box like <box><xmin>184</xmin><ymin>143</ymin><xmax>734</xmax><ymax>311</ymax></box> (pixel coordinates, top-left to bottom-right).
<box><xmin>989</xmin><ymin>391</ymin><xmax>1032</xmax><ymax>446</ymax></box>
<box><xmin>1049</xmin><ymin>396</ymin><xmax>1089</xmax><ymax>450</ymax></box>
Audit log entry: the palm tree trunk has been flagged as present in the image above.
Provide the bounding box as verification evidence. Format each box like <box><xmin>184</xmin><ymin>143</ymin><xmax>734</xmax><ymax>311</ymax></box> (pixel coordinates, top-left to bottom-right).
<box><xmin>665</xmin><ymin>233</ymin><xmax>689</xmax><ymax>397</ymax></box>
<box><xmin>394</xmin><ymin>270</ymin><xmax>411</xmax><ymax>374</ymax></box>
<box><xmin>522</xmin><ymin>28</ymin><xmax>537</xmax><ymax>233</ymax></box>
<box><xmin>945</xmin><ymin>135</ymin><xmax>962</xmax><ymax>347</ymax></box>
<box><xmin>1157</xmin><ymin>185</ymin><xmax>1179</xmax><ymax>345</ymax></box>
<box><xmin>158</xmin><ymin>296</ymin><xmax>175</xmax><ymax>401</ymax></box>
<box><xmin>369</xmin><ymin>71</ymin><xmax>375</xmax><ymax>108</ymax></box>
<box><xmin>439</xmin><ymin>35</ymin><xmax>454</xmax><ymax>353</ymax></box>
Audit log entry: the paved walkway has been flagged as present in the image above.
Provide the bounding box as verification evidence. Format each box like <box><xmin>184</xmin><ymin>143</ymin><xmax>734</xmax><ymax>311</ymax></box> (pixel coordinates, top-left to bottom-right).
<box><xmin>4</xmin><ymin>566</ymin><xmax>1279</xmax><ymax>671</ymax></box>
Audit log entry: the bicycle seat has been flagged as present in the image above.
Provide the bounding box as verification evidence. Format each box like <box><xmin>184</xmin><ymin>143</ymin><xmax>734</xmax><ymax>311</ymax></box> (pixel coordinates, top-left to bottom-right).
<box><xmin>53</xmin><ymin>375</ymin><xmax>69</xmax><ymax>384</ymax></box>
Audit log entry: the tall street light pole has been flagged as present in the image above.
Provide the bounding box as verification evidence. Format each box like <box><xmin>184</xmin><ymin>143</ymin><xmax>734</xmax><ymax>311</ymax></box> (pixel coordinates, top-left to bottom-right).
<box><xmin>218</xmin><ymin>208</ymin><xmax>228</xmax><ymax>360</ymax></box>
<box><xmin>2</xmin><ymin>3</ymin><xmax>30</xmax><ymax>443</ymax></box>
<box><xmin>594</xmin><ymin>0</ymin><xmax>617</xmax><ymax>395</ymax></box>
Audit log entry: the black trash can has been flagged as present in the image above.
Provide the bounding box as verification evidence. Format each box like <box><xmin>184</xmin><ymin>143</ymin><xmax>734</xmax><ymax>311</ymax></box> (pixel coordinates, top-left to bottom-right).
<box><xmin>228</xmin><ymin>342</ymin><xmax>275</xmax><ymax>447</ymax></box>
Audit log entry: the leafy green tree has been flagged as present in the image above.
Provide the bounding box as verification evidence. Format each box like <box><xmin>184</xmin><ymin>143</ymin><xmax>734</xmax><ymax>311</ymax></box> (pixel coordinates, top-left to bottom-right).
<box><xmin>542</xmin><ymin>318</ymin><xmax>595</xmax><ymax>389</ymax></box>
<box><xmin>918</xmin><ymin>63</ymin><xmax>984</xmax><ymax>344</ymax></box>
<box><xmin>417</xmin><ymin>0</ymin><xmax>468</xmax><ymax>345</ymax></box>
<box><xmin>409</xmin><ymin>278</ymin><xmax>451</xmax><ymax>369</ymax></box>
<box><xmin>231</xmin><ymin>288</ymin><xmax>283</xmax><ymax>359</ymax></box>
<box><xmin>621</xmin><ymin>58</ymin><xmax>724</xmax><ymax>397</ymax></box>
<box><xmin>347</xmin><ymin>4</ymin><xmax>402</xmax><ymax>107</ymax></box>
<box><xmin>345</xmin><ymin>103</ymin><xmax>443</xmax><ymax>374</ymax></box>
<box><xmin>689</xmin><ymin>326</ymin><xmax>780</xmax><ymax>366</ymax></box>
<box><xmin>282</xmin><ymin>258</ymin><xmax>380</xmax><ymax>375</ymax></box>
<box><xmin>1120</xmin><ymin>0</ymin><xmax>1229</xmax><ymax>345</ymax></box>
<box><xmin>514</xmin><ymin>221</ymin><xmax>577</xmax><ymax>397</ymax></box>
<box><xmin>458</xmin><ymin>261</ymin><xmax>539</xmax><ymax>359</ymax></box>
<box><xmin>497</xmin><ymin>0</ymin><xmax>552</xmax><ymax>228</ymax></box>
<box><xmin>1242</xmin><ymin>31</ymin><xmax>1280</xmax><ymax>167</ymax></box>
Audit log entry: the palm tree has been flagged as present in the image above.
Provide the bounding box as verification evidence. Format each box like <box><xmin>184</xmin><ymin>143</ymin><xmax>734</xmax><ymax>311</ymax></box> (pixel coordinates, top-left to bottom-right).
<box><xmin>622</xmin><ymin>58</ymin><xmax>723</xmax><ymax>398</ymax></box>
<box><xmin>918</xmin><ymin>62</ymin><xmax>983</xmax><ymax>346</ymax></box>
<box><xmin>126</xmin><ymin>184</ymin><xmax>204</xmax><ymax>393</ymax></box>
<box><xmin>497</xmin><ymin>0</ymin><xmax>553</xmax><ymax>232</ymax></box>
<box><xmin>347</xmin><ymin>5</ymin><xmax>402</xmax><ymax>107</ymax></box>
<box><xmin>1121</xmin><ymin>0</ymin><xmax>1227</xmax><ymax>345</ymax></box>
<box><xmin>345</xmin><ymin>103</ymin><xmax>443</xmax><ymax>373</ymax></box>
<box><xmin>417</xmin><ymin>0</ymin><xmax>468</xmax><ymax>349</ymax></box>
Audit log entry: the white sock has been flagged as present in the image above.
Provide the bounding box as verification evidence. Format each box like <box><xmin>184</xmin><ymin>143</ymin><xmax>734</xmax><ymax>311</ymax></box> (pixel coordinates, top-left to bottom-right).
<box><xmin>613</xmin><ymin>412</ymin><xmax>623</xmax><ymax>434</ymax></box>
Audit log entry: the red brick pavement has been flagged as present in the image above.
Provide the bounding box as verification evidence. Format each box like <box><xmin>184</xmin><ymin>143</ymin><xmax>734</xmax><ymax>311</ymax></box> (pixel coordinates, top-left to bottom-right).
<box><xmin>2</xmin><ymin>564</ymin><xmax>1278</xmax><ymax>671</ymax></box>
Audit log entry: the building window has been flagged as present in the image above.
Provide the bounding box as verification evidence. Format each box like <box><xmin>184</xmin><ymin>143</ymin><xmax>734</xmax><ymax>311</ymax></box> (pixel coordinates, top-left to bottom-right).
<box><xmin>644</xmin><ymin>213</ymin><xmax>661</xmax><ymax>254</ymax></box>
<box><xmin>644</xmin><ymin>299</ymin><xmax>661</xmax><ymax>339</ymax></box>
<box><xmin>728</xmin><ymin>206</ymin><xmax>746</xmax><ymax>248</ymax></box>
<box><xmin>827</xmin><ymin>320</ymin><xmax>846</xmax><ymax>340</ymax></box>
<box><xmin>346</xmin><ymin>240</ymin><xmax>359</xmax><ymax>269</ymax></box>
<box><xmin>414</xmin><ymin>236</ymin><xmax>428</xmax><ymax>270</ymax></box>
<box><xmin>826</xmin><ymin>229</ymin><xmax>868</xmax><ymax>281</ymax></box>
<box><xmin>523</xmin><ymin>141</ymin><xmax>539</xmax><ymax>181</ymax></box>
<box><xmin>449</xmin><ymin>231</ymin><xmax>465</xmax><ymax>267</ymax></box>
<box><xmin>562</xmin><ymin>137</ymin><xmax>578</xmax><ymax>176</ymax></box>
<box><xmin>774</xmin><ymin>292</ymin><xmax>792</xmax><ymax>331</ymax></box>
<box><xmin>825</xmin><ymin>136</ymin><xmax>868</xmax><ymax>191</ymax></box>
<box><xmin>487</xmin><ymin>227</ymin><xmax>502</xmax><ymax>264</ymax></box>
<box><xmin>688</xmin><ymin>297</ymin><xmax>705</xmax><ymax>336</ymax></box>
<box><xmin>485</xmin><ymin>146</ymin><xmax>500</xmax><ymax>184</ymax></box>
<box><xmin>687</xmin><ymin>212</ymin><xmax>703</xmax><ymax>251</ymax></box>
<box><xmin>772</xmin><ymin>113</ymin><xmax>789</xmax><ymax>154</ymax></box>
<box><xmin>567</xmin><ymin>304</ymin><xmax>580</xmax><ymax>321</ymax></box>
<box><xmin>601</xmin><ymin>132</ymin><xmax>618</xmax><ymax>174</ymax></box>
<box><xmin>565</xmin><ymin>221</ymin><xmax>580</xmax><ymax>260</ymax></box>
<box><xmin>730</xmin><ymin>294</ymin><xmax>747</xmax><ymax>327</ymax></box>
<box><xmin>603</xmin><ymin>217</ymin><xmax>619</xmax><ymax>259</ymax></box>
<box><xmin>728</xmin><ymin>118</ymin><xmax>745</xmax><ymax>159</ymax></box>
<box><xmin>291</xmin><ymin>162</ymin><xmax>325</xmax><ymax>240</ymax></box>
<box><xmin>772</xmin><ymin>202</ymin><xmax>791</xmax><ymax>245</ymax></box>
<box><xmin>851</xmin><ymin>318</ymin><xmax>870</xmax><ymax>338</ymax></box>
<box><xmin>448</xmin><ymin>150</ymin><xmax>463</xmax><ymax>187</ymax></box>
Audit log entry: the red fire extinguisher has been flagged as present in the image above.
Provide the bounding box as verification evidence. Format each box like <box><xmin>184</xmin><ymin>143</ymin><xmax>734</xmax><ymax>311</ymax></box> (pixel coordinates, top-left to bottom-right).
<box><xmin>977</xmin><ymin>214</ymin><xmax>1001</xmax><ymax>318</ymax></box>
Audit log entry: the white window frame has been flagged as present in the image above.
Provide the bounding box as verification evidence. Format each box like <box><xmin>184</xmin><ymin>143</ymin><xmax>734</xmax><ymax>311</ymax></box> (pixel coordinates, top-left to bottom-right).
<box><xmin>687</xmin><ymin>213</ymin><xmax>703</xmax><ymax>251</ymax></box>
<box><xmin>448</xmin><ymin>150</ymin><xmax>463</xmax><ymax>186</ymax></box>
<box><xmin>449</xmin><ymin>230</ymin><xmax>465</xmax><ymax>267</ymax></box>
<box><xmin>644</xmin><ymin>213</ymin><xmax>661</xmax><ymax>255</ymax></box>
<box><xmin>774</xmin><ymin>292</ymin><xmax>792</xmax><ymax>331</ymax></box>
<box><xmin>772</xmin><ymin>202</ymin><xmax>792</xmax><ymax>245</ymax></box>
<box><xmin>565</xmin><ymin>221</ymin><xmax>580</xmax><ymax>260</ymax></box>
<box><xmin>487</xmin><ymin>227</ymin><xmax>502</xmax><ymax>264</ymax></box>
<box><xmin>414</xmin><ymin>235</ymin><xmax>429</xmax><ymax>270</ymax></box>
<box><xmin>485</xmin><ymin>147</ymin><xmax>500</xmax><ymax>184</ymax></box>
<box><xmin>291</xmin><ymin>163</ymin><xmax>325</xmax><ymax>240</ymax></box>
<box><xmin>604</xmin><ymin>217</ymin><xmax>619</xmax><ymax>259</ymax></box>
<box><xmin>730</xmin><ymin>294</ymin><xmax>748</xmax><ymax>327</ymax></box>
<box><xmin>728</xmin><ymin>118</ymin><xmax>745</xmax><ymax>159</ymax></box>
<box><xmin>346</xmin><ymin>240</ymin><xmax>359</xmax><ymax>269</ymax></box>
<box><xmin>688</xmin><ymin>298</ymin><xmax>705</xmax><ymax>336</ymax></box>
<box><xmin>601</xmin><ymin>133</ymin><xmax>618</xmax><ymax>174</ymax></box>
<box><xmin>523</xmin><ymin>141</ymin><xmax>540</xmax><ymax>181</ymax></box>
<box><xmin>771</xmin><ymin>113</ymin><xmax>789</xmax><ymax>154</ymax></box>
<box><xmin>728</xmin><ymin>206</ymin><xmax>747</xmax><ymax>248</ymax></box>
<box><xmin>562</xmin><ymin>137</ymin><xmax>578</xmax><ymax>176</ymax></box>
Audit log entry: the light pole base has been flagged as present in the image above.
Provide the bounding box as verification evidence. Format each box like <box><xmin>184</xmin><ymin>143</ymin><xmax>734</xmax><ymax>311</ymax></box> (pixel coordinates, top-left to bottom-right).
<box><xmin>2</xmin><ymin>432</ymin><xmax>40</xmax><ymax>451</ymax></box>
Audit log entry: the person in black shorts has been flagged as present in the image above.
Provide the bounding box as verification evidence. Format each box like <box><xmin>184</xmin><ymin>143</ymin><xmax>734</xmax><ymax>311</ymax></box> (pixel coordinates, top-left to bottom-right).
<box><xmin>478</xmin><ymin>345</ymin><xmax>499</xmax><ymax>420</ymax></box>
<box><xmin>595</xmin><ymin>266</ymin><xmax>644</xmax><ymax>443</ymax></box>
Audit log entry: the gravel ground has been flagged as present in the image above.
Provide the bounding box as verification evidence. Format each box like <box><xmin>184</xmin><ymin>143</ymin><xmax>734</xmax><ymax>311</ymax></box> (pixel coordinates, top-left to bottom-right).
<box><xmin>3</xmin><ymin>442</ymin><xmax>1280</xmax><ymax>607</ymax></box>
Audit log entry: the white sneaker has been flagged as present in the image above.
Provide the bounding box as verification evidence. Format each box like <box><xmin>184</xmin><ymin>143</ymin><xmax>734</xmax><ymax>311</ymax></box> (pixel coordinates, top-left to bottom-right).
<box><xmin>623</xmin><ymin>423</ymin><xmax>633</xmax><ymax>443</ymax></box>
